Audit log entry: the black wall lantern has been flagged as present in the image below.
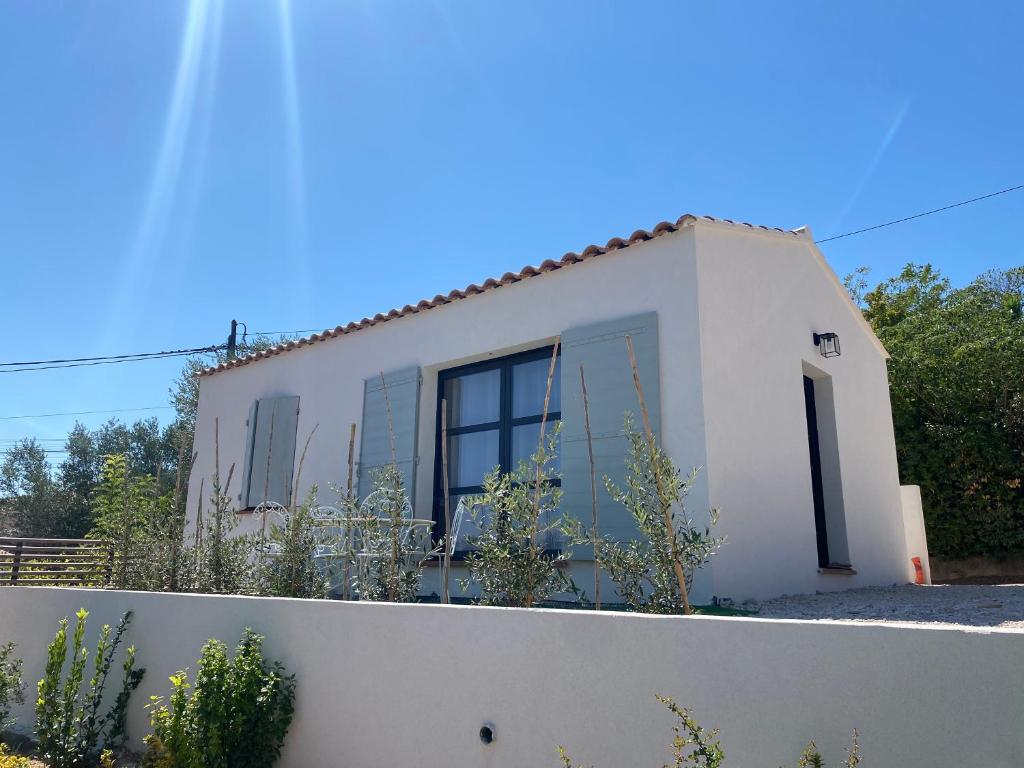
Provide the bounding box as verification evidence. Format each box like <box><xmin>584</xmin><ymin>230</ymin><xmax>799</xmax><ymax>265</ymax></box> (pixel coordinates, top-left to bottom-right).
<box><xmin>812</xmin><ymin>332</ymin><xmax>841</xmax><ymax>358</ymax></box>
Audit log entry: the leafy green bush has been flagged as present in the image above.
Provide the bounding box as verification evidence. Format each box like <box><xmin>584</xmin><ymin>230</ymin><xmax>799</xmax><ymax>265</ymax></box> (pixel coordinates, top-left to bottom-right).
<box><xmin>348</xmin><ymin>466</ymin><xmax>432</xmax><ymax>603</ymax></box>
<box><xmin>856</xmin><ymin>264</ymin><xmax>1024</xmax><ymax>558</ymax></box>
<box><xmin>144</xmin><ymin>628</ymin><xmax>296</xmax><ymax>768</ymax></box>
<box><xmin>190</xmin><ymin>467</ymin><xmax>255</xmax><ymax>596</ymax></box>
<box><xmin>89</xmin><ymin>455</ymin><xmax>157</xmax><ymax>591</ymax></box>
<box><xmin>787</xmin><ymin>731</ymin><xmax>860</xmax><ymax>768</ymax></box>
<box><xmin>255</xmin><ymin>488</ymin><xmax>329</xmax><ymax>600</ymax></box>
<box><xmin>462</xmin><ymin>428</ymin><xmax>581</xmax><ymax>607</ymax></box>
<box><xmin>0</xmin><ymin>743</ymin><xmax>29</xmax><ymax>768</ymax></box>
<box><xmin>35</xmin><ymin>610</ymin><xmax>145</xmax><ymax>768</ymax></box>
<box><xmin>0</xmin><ymin>642</ymin><xmax>24</xmax><ymax>733</ymax></box>
<box><xmin>594</xmin><ymin>417</ymin><xmax>724</xmax><ymax>613</ymax></box>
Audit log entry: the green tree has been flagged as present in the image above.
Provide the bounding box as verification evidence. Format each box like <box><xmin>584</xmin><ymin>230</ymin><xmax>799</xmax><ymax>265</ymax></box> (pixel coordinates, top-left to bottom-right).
<box><xmin>858</xmin><ymin>264</ymin><xmax>1024</xmax><ymax>557</ymax></box>
<box><xmin>462</xmin><ymin>428</ymin><xmax>580</xmax><ymax>607</ymax></box>
<box><xmin>0</xmin><ymin>439</ymin><xmax>76</xmax><ymax>537</ymax></box>
<box><xmin>89</xmin><ymin>455</ymin><xmax>157</xmax><ymax>590</ymax></box>
<box><xmin>594</xmin><ymin>417</ymin><xmax>724</xmax><ymax>613</ymax></box>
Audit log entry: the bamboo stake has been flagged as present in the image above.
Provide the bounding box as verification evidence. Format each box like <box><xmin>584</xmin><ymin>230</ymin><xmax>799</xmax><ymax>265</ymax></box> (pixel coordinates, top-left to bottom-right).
<box><xmin>579</xmin><ymin>364</ymin><xmax>601</xmax><ymax>610</ymax></box>
<box><xmin>213</xmin><ymin>418</ymin><xmax>222</xmax><ymax>591</ymax></box>
<box><xmin>170</xmin><ymin>441</ymin><xmax>186</xmax><ymax>590</ymax></box>
<box><xmin>292</xmin><ymin>423</ymin><xmax>319</xmax><ymax>515</ymax></box>
<box><xmin>343</xmin><ymin>422</ymin><xmax>356</xmax><ymax>601</ymax></box>
<box><xmin>379</xmin><ymin>372</ymin><xmax>400</xmax><ymax>601</ymax></box>
<box><xmin>214</xmin><ymin>417</ymin><xmax>220</xmax><ymax>498</ymax></box>
<box><xmin>624</xmin><ymin>335</ymin><xmax>691</xmax><ymax>615</ymax></box>
<box><xmin>380</xmin><ymin>371</ymin><xmax>398</xmax><ymax>467</ymax></box>
<box><xmin>346</xmin><ymin>423</ymin><xmax>357</xmax><ymax>497</ymax></box>
<box><xmin>263</xmin><ymin>410</ymin><xmax>276</xmax><ymax>504</ymax></box>
<box><xmin>223</xmin><ymin>463</ymin><xmax>235</xmax><ymax>499</ymax></box>
<box><xmin>193</xmin><ymin>478</ymin><xmax>205</xmax><ymax>550</ymax></box>
<box><xmin>440</xmin><ymin>399</ymin><xmax>452</xmax><ymax>604</ymax></box>
<box><xmin>527</xmin><ymin>338</ymin><xmax>561</xmax><ymax>608</ymax></box>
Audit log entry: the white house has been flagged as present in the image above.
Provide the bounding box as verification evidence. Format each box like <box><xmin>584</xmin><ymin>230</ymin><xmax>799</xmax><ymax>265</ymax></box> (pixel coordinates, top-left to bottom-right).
<box><xmin>187</xmin><ymin>213</ymin><xmax>922</xmax><ymax>604</ymax></box>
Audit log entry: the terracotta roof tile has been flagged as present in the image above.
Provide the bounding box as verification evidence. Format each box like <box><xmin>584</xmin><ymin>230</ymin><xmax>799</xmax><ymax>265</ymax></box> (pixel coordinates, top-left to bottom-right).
<box><xmin>200</xmin><ymin>213</ymin><xmax>802</xmax><ymax>376</ymax></box>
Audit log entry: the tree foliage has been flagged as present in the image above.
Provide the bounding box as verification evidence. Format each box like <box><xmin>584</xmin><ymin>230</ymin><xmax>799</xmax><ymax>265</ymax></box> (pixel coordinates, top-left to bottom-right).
<box><xmin>462</xmin><ymin>428</ymin><xmax>580</xmax><ymax>607</ymax></box>
<box><xmin>857</xmin><ymin>264</ymin><xmax>1024</xmax><ymax>558</ymax></box>
<box><xmin>0</xmin><ymin>440</ymin><xmax>75</xmax><ymax>538</ymax></box>
<box><xmin>0</xmin><ymin>337</ymin><xmax>282</xmax><ymax>541</ymax></box>
<box><xmin>35</xmin><ymin>610</ymin><xmax>144</xmax><ymax>768</ymax></box>
<box><xmin>594</xmin><ymin>417</ymin><xmax>724</xmax><ymax>613</ymax></box>
<box><xmin>144</xmin><ymin>629</ymin><xmax>296</xmax><ymax>768</ymax></box>
<box><xmin>0</xmin><ymin>641</ymin><xmax>24</xmax><ymax>733</ymax></box>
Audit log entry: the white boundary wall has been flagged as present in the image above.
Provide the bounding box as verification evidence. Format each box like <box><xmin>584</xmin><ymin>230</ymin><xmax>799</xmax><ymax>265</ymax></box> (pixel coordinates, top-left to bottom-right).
<box><xmin>1</xmin><ymin>588</ymin><xmax>1021</xmax><ymax>767</ymax></box>
<box><xmin>901</xmin><ymin>485</ymin><xmax>932</xmax><ymax>585</ymax></box>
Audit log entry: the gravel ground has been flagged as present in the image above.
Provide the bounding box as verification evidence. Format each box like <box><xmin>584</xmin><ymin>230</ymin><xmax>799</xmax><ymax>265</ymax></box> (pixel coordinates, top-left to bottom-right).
<box><xmin>751</xmin><ymin>584</ymin><xmax>1024</xmax><ymax>629</ymax></box>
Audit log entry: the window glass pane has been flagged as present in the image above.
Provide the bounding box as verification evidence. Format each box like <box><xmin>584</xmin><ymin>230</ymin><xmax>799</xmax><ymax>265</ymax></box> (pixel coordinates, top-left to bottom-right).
<box><xmin>512</xmin><ymin>355</ymin><xmax>561</xmax><ymax>418</ymax></box>
<box><xmin>444</xmin><ymin>369</ymin><xmax>500</xmax><ymax>427</ymax></box>
<box><xmin>447</xmin><ymin>429</ymin><xmax>499</xmax><ymax>488</ymax></box>
<box><xmin>511</xmin><ymin>420</ymin><xmax>561</xmax><ymax>474</ymax></box>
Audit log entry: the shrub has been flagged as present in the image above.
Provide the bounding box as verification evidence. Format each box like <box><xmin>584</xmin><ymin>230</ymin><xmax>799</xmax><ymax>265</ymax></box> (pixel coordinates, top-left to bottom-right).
<box><xmin>856</xmin><ymin>264</ymin><xmax>1024</xmax><ymax>558</ymax></box>
<box><xmin>89</xmin><ymin>455</ymin><xmax>157</xmax><ymax>590</ymax></box>
<box><xmin>594</xmin><ymin>417</ymin><xmax>724</xmax><ymax>614</ymax></box>
<box><xmin>144</xmin><ymin>628</ymin><xmax>296</xmax><ymax>768</ymax></box>
<box><xmin>255</xmin><ymin>488</ymin><xmax>330</xmax><ymax>599</ymax></box>
<box><xmin>352</xmin><ymin>466</ymin><xmax>436</xmax><ymax>602</ymax></box>
<box><xmin>558</xmin><ymin>696</ymin><xmax>861</xmax><ymax>768</ymax></box>
<box><xmin>190</xmin><ymin>467</ymin><xmax>254</xmax><ymax>596</ymax></box>
<box><xmin>0</xmin><ymin>744</ymin><xmax>28</xmax><ymax>768</ymax></box>
<box><xmin>0</xmin><ymin>642</ymin><xmax>24</xmax><ymax>733</ymax></box>
<box><xmin>559</xmin><ymin>695</ymin><xmax>724</xmax><ymax>768</ymax></box>
<box><xmin>462</xmin><ymin>428</ymin><xmax>581</xmax><ymax>607</ymax></box>
<box><xmin>35</xmin><ymin>610</ymin><xmax>145</xmax><ymax>768</ymax></box>
<box><xmin>791</xmin><ymin>731</ymin><xmax>860</xmax><ymax>768</ymax></box>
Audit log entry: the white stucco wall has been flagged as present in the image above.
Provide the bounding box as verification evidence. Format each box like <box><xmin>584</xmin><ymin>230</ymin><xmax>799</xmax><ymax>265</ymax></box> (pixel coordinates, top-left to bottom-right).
<box><xmin>187</xmin><ymin>220</ymin><xmax>909</xmax><ymax>603</ymax></box>
<box><xmin>1</xmin><ymin>588</ymin><xmax>1021</xmax><ymax>767</ymax></box>
<box><xmin>188</xmin><ymin>228</ymin><xmax>711</xmax><ymax>601</ymax></box>
<box><xmin>693</xmin><ymin>224</ymin><xmax>908</xmax><ymax>600</ymax></box>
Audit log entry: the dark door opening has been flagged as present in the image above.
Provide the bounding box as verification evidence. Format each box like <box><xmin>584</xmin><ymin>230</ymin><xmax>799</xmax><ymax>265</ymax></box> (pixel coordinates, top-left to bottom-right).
<box><xmin>803</xmin><ymin>375</ymin><xmax>830</xmax><ymax>568</ymax></box>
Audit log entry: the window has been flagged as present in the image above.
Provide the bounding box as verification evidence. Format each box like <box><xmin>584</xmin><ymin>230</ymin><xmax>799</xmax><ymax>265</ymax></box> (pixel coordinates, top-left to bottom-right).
<box><xmin>433</xmin><ymin>346</ymin><xmax>561</xmax><ymax>551</ymax></box>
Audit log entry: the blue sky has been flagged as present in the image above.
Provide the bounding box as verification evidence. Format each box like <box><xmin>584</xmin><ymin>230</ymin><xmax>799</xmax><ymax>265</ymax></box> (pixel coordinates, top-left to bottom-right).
<box><xmin>1</xmin><ymin>1</ymin><xmax>1022</xmax><ymax>461</ymax></box>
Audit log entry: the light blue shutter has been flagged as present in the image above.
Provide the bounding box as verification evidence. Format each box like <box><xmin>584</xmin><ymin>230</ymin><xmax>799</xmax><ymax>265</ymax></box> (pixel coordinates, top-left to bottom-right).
<box><xmin>240</xmin><ymin>400</ymin><xmax>260</xmax><ymax>507</ymax></box>
<box><xmin>560</xmin><ymin>312</ymin><xmax>660</xmax><ymax>544</ymax></box>
<box><xmin>357</xmin><ymin>367</ymin><xmax>421</xmax><ymax>501</ymax></box>
<box><xmin>245</xmin><ymin>396</ymin><xmax>300</xmax><ymax>508</ymax></box>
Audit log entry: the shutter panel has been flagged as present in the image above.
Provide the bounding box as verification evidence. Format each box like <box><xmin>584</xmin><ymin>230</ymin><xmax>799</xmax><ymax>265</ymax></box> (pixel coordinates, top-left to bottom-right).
<box><xmin>357</xmin><ymin>367</ymin><xmax>421</xmax><ymax>501</ymax></box>
<box><xmin>560</xmin><ymin>312</ymin><xmax>660</xmax><ymax>544</ymax></box>
<box><xmin>240</xmin><ymin>400</ymin><xmax>260</xmax><ymax>507</ymax></box>
<box><xmin>266</xmin><ymin>396</ymin><xmax>300</xmax><ymax>507</ymax></box>
<box><xmin>245</xmin><ymin>396</ymin><xmax>300</xmax><ymax>508</ymax></box>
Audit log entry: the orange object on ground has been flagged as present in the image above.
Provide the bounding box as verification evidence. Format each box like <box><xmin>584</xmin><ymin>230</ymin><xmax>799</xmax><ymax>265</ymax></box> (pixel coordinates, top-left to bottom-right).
<box><xmin>912</xmin><ymin>556</ymin><xmax>925</xmax><ymax>584</ymax></box>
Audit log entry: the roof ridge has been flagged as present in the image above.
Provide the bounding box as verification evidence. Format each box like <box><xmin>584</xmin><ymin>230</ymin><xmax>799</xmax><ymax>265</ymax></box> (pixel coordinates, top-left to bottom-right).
<box><xmin>200</xmin><ymin>213</ymin><xmax>801</xmax><ymax>376</ymax></box>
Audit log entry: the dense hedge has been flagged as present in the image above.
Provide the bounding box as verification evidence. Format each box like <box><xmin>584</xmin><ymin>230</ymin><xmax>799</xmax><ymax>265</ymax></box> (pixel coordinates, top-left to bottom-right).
<box><xmin>857</xmin><ymin>264</ymin><xmax>1024</xmax><ymax>558</ymax></box>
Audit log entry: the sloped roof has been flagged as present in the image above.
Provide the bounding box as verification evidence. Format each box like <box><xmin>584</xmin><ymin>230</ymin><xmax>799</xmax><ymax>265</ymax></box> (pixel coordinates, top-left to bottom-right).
<box><xmin>200</xmin><ymin>214</ymin><xmax>806</xmax><ymax>377</ymax></box>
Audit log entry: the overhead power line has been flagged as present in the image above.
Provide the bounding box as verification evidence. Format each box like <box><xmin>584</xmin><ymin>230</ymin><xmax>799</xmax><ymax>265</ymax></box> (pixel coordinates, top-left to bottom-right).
<box><xmin>0</xmin><ymin>345</ymin><xmax>225</xmax><ymax>374</ymax></box>
<box><xmin>0</xmin><ymin>406</ymin><xmax>173</xmax><ymax>421</ymax></box>
<box><xmin>0</xmin><ymin>448</ymin><xmax>68</xmax><ymax>454</ymax></box>
<box><xmin>248</xmin><ymin>328</ymin><xmax>323</xmax><ymax>336</ymax></box>
<box><xmin>816</xmin><ymin>183</ymin><xmax>1024</xmax><ymax>244</ymax></box>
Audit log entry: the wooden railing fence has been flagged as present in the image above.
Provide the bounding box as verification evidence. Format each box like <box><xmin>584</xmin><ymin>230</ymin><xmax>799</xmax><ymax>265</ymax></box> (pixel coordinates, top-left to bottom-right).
<box><xmin>0</xmin><ymin>537</ymin><xmax>113</xmax><ymax>587</ymax></box>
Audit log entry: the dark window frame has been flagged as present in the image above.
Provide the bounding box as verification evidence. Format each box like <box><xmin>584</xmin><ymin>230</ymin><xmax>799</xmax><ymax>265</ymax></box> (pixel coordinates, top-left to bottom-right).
<box><xmin>432</xmin><ymin>345</ymin><xmax>561</xmax><ymax>544</ymax></box>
